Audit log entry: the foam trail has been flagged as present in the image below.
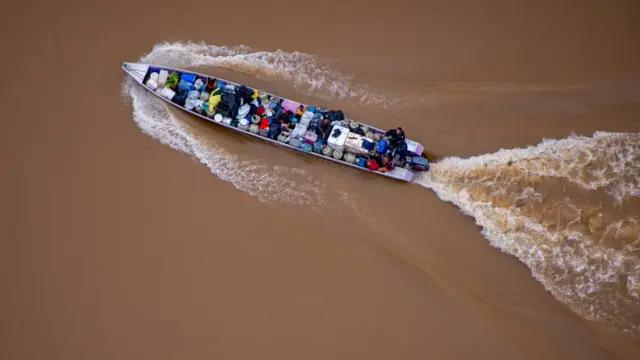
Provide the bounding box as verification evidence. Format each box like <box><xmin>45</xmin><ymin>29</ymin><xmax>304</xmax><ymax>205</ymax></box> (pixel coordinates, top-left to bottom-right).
<box><xmin>435</xmin><ymin>132</ymin><xmax>640</xmax><ymax>204</ymax></box>
<box><xmin>121</xmin><ymin>76</ymin><xmax>325</xmax><ymax>206</ymax></box>
<box><xmin>415</xmin><ymin>131</ymin><xmax>640</xmax><ymax>335</ymax></box>
<box><xmin>135</xmin><ymin>41</ymin><xmax>410</xmax><ymax>108</ymax></box>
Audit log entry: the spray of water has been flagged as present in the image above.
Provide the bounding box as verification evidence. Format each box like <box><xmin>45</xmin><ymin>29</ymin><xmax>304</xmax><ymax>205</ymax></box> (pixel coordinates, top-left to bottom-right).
<box><xmin>415</xmin><ymin>132</ymin><xmax>640</xmax><ymax>334</ymax></box>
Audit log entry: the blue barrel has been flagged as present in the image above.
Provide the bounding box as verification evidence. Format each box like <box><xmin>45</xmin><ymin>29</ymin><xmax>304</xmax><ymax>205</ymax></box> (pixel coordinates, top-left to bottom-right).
<box><xmin>301</xmin><ymin>142</ymin><xmax>312</xmax><ymax>152</ymax></box>
<box><xmin>313</xmin><ymin>142</ymin><xmax>323</xmax><ymax>153</ymax></box>
<box><xmin>180</xmin><ymin>73</ymin><xmax>196</xmax><ymax>84</ymax></box>
<box><xmin>178</xmin><ymin>80</ymin><xmax>195</xmax><ymax>92</ymax></box>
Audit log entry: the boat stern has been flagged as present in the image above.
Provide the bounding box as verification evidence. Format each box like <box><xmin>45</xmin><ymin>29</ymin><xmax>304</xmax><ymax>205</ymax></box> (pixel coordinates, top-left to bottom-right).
<box><xmin>405</xmin><ymin>139</ymin><xmax>424</xmax><ymax>156</ymax></box>
<box><xmin>386</xmin><ymin>167</ymin><xmax>414</xmax><ymax>182</ymax></box>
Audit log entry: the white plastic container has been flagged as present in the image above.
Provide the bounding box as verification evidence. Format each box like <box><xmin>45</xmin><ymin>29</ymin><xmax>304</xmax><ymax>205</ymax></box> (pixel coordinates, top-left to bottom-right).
<box><xmin>214</xmin><ymin>114</ymin><xmax>223</xmax><ymax>122</ymax></box>
<box><xmin>159</xmin><ymin>87</ymin><xmax>175</xmax><ymax>101</ymax></box>
<box><xmin>249</xmin><ymin>124</ymin><xmax>259</xmax><ymax>134</ymax></box>
<box><xmin>146</xmin><ymin>78</ymin><xmax>158</xmax><ymax>90</ymax></box>
<box><xmin>158</xmin><ymin>70</ymin><xmax>168</xmax><ymax>87</ymax></box>
<box><xmin>344</xmin><ymin>153</ymin><xmax>356</xmax><ymax>163</ymax></box>
<box><xmin>238</xmin><ymin>118</ymin><xmax>250</xmax><ymax>131</ymax></box>
<box><xmin>328</xmin><ymin>125</ymin><xmax>350</xmax><ymax>151</ymax></box>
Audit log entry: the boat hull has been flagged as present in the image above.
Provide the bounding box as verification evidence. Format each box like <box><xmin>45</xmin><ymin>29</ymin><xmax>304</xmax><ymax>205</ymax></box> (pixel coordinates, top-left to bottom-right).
<box><xmin>122</xmin><ymin>62</ymin><xmax>425</xmax><ymax>182</ymax></box>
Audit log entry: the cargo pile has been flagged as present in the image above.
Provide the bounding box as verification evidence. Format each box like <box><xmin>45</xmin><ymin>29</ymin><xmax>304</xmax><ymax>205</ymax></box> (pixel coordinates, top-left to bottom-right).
<box><xmin>142</xmin><ymin>67</ymin><xmax>429</xmax><ymax>173</ymax></box>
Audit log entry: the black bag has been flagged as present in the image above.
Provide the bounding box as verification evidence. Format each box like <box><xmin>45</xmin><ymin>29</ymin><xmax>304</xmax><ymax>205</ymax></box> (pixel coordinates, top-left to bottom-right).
<box><xmin>271</xmin><ymin>104</ymin><xmax>284</xmax><ymax>121</ymax></box>
<box><xmin>236</xmin><ymin>85</ymin><xmax>254</xmax><ymax>103</ymax></box>
<box><xmin>171</xmin><ymin>91</ymin><xmax>188</xmax><ymax>106</ymax></box>
<box><xmin>268</xmin><ymin>122</ymin><xmax>281</xmax><ymax>139</ymax></box>
<box><xmin>217</xmin><ymin>92</ymin><xmax>239</xmax><ymax>119</ymax></box>
<box><xmin>326</xmin><ymin>110</ymin><xmax>345</xmax><ymax>122</ymax></box>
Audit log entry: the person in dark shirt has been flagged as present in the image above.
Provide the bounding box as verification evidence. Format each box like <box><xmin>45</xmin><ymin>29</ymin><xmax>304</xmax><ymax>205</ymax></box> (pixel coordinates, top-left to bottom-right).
<box><xmin>316</xmin><ymin>117</ymin><xmax>331</xmax><ymax>141</ymax></box>
<box><xmin>384</xmin><ymin>127</ymin><xmax>406</xmax><ymax>147</ymax></box>
<box><xmin>384</xmin><ymin>126</ymin><xmax>409</xmax><ymax>159</ymax></box>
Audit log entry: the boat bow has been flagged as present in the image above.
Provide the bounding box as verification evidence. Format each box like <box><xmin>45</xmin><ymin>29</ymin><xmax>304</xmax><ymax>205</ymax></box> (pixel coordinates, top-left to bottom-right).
<box><xmin>122</xmin><ymin>62</ymin><xmax>149</xmax><ymax>84</ymax></box>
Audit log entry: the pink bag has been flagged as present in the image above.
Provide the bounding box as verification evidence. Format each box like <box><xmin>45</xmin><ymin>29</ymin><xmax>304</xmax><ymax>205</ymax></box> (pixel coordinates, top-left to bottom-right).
<box><xmin>303</xmin><ymin>131</ymin><xmax>318</xmax><ymax>144</ymax></box>
<box><xmin>282</xmin><ymin>99</ymin><xmax>301</xmax><ymax>113</ymax></box>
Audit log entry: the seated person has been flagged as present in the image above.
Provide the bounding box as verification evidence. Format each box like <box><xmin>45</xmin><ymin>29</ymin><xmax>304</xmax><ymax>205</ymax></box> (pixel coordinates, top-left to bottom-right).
<box><xmin>378</xmin><ymin>154</ymin><xmax>395</xmax><ymax>173</ymax></box>
<box><xmin>316</xmin><ymin>117</ymin><xmax>331</xmax><ymax>141</ymax></box>
<box><xmin>366</xmin><ymin>154</ymin><xmax>381</xmax><ymax>171</ymax></box>
<box><xmin>384</xmin><ymin>127</ymin><xmax>406</xmax><ymax>147</ymax></box>
<box><xmin>296</xmin><ymin>105</ymin><xmax>306</xmax><ymax>120</ymax></box>
<box><xmin>384</xmin><ymin>127</ymin><xmax>408</xmax><ymax>157</ymax></box>
<box><xmin>393</xmin><ymin>140</ymin><xmax>408</xmax><ymax>158</ymax></box>
<box><xmin>280</xmin><ymin>113</ymin><xmax>292</xmax><ymax>130</ymax></box>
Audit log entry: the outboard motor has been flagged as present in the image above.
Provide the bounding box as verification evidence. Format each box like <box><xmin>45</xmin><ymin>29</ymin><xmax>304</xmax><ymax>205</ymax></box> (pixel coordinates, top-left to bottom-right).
<box><xmin>407</xmin><ymin>156</ymin><xmax>430</xmax><ymax>171</ymax></box>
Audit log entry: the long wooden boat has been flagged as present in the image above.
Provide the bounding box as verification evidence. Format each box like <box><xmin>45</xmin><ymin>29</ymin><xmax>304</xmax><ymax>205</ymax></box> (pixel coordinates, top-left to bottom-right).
<box><xmin>122</xmin><ymin>62</ymin><xmax>429</xmax><ymax>182</ymax></box>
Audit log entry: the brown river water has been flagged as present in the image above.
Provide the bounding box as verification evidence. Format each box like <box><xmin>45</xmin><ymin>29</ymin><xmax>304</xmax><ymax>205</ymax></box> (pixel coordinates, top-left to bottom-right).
<box><xmin>2</xmin><ymin>0</ymin><xmax>640</xmax><ymax>359</ymax></box>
